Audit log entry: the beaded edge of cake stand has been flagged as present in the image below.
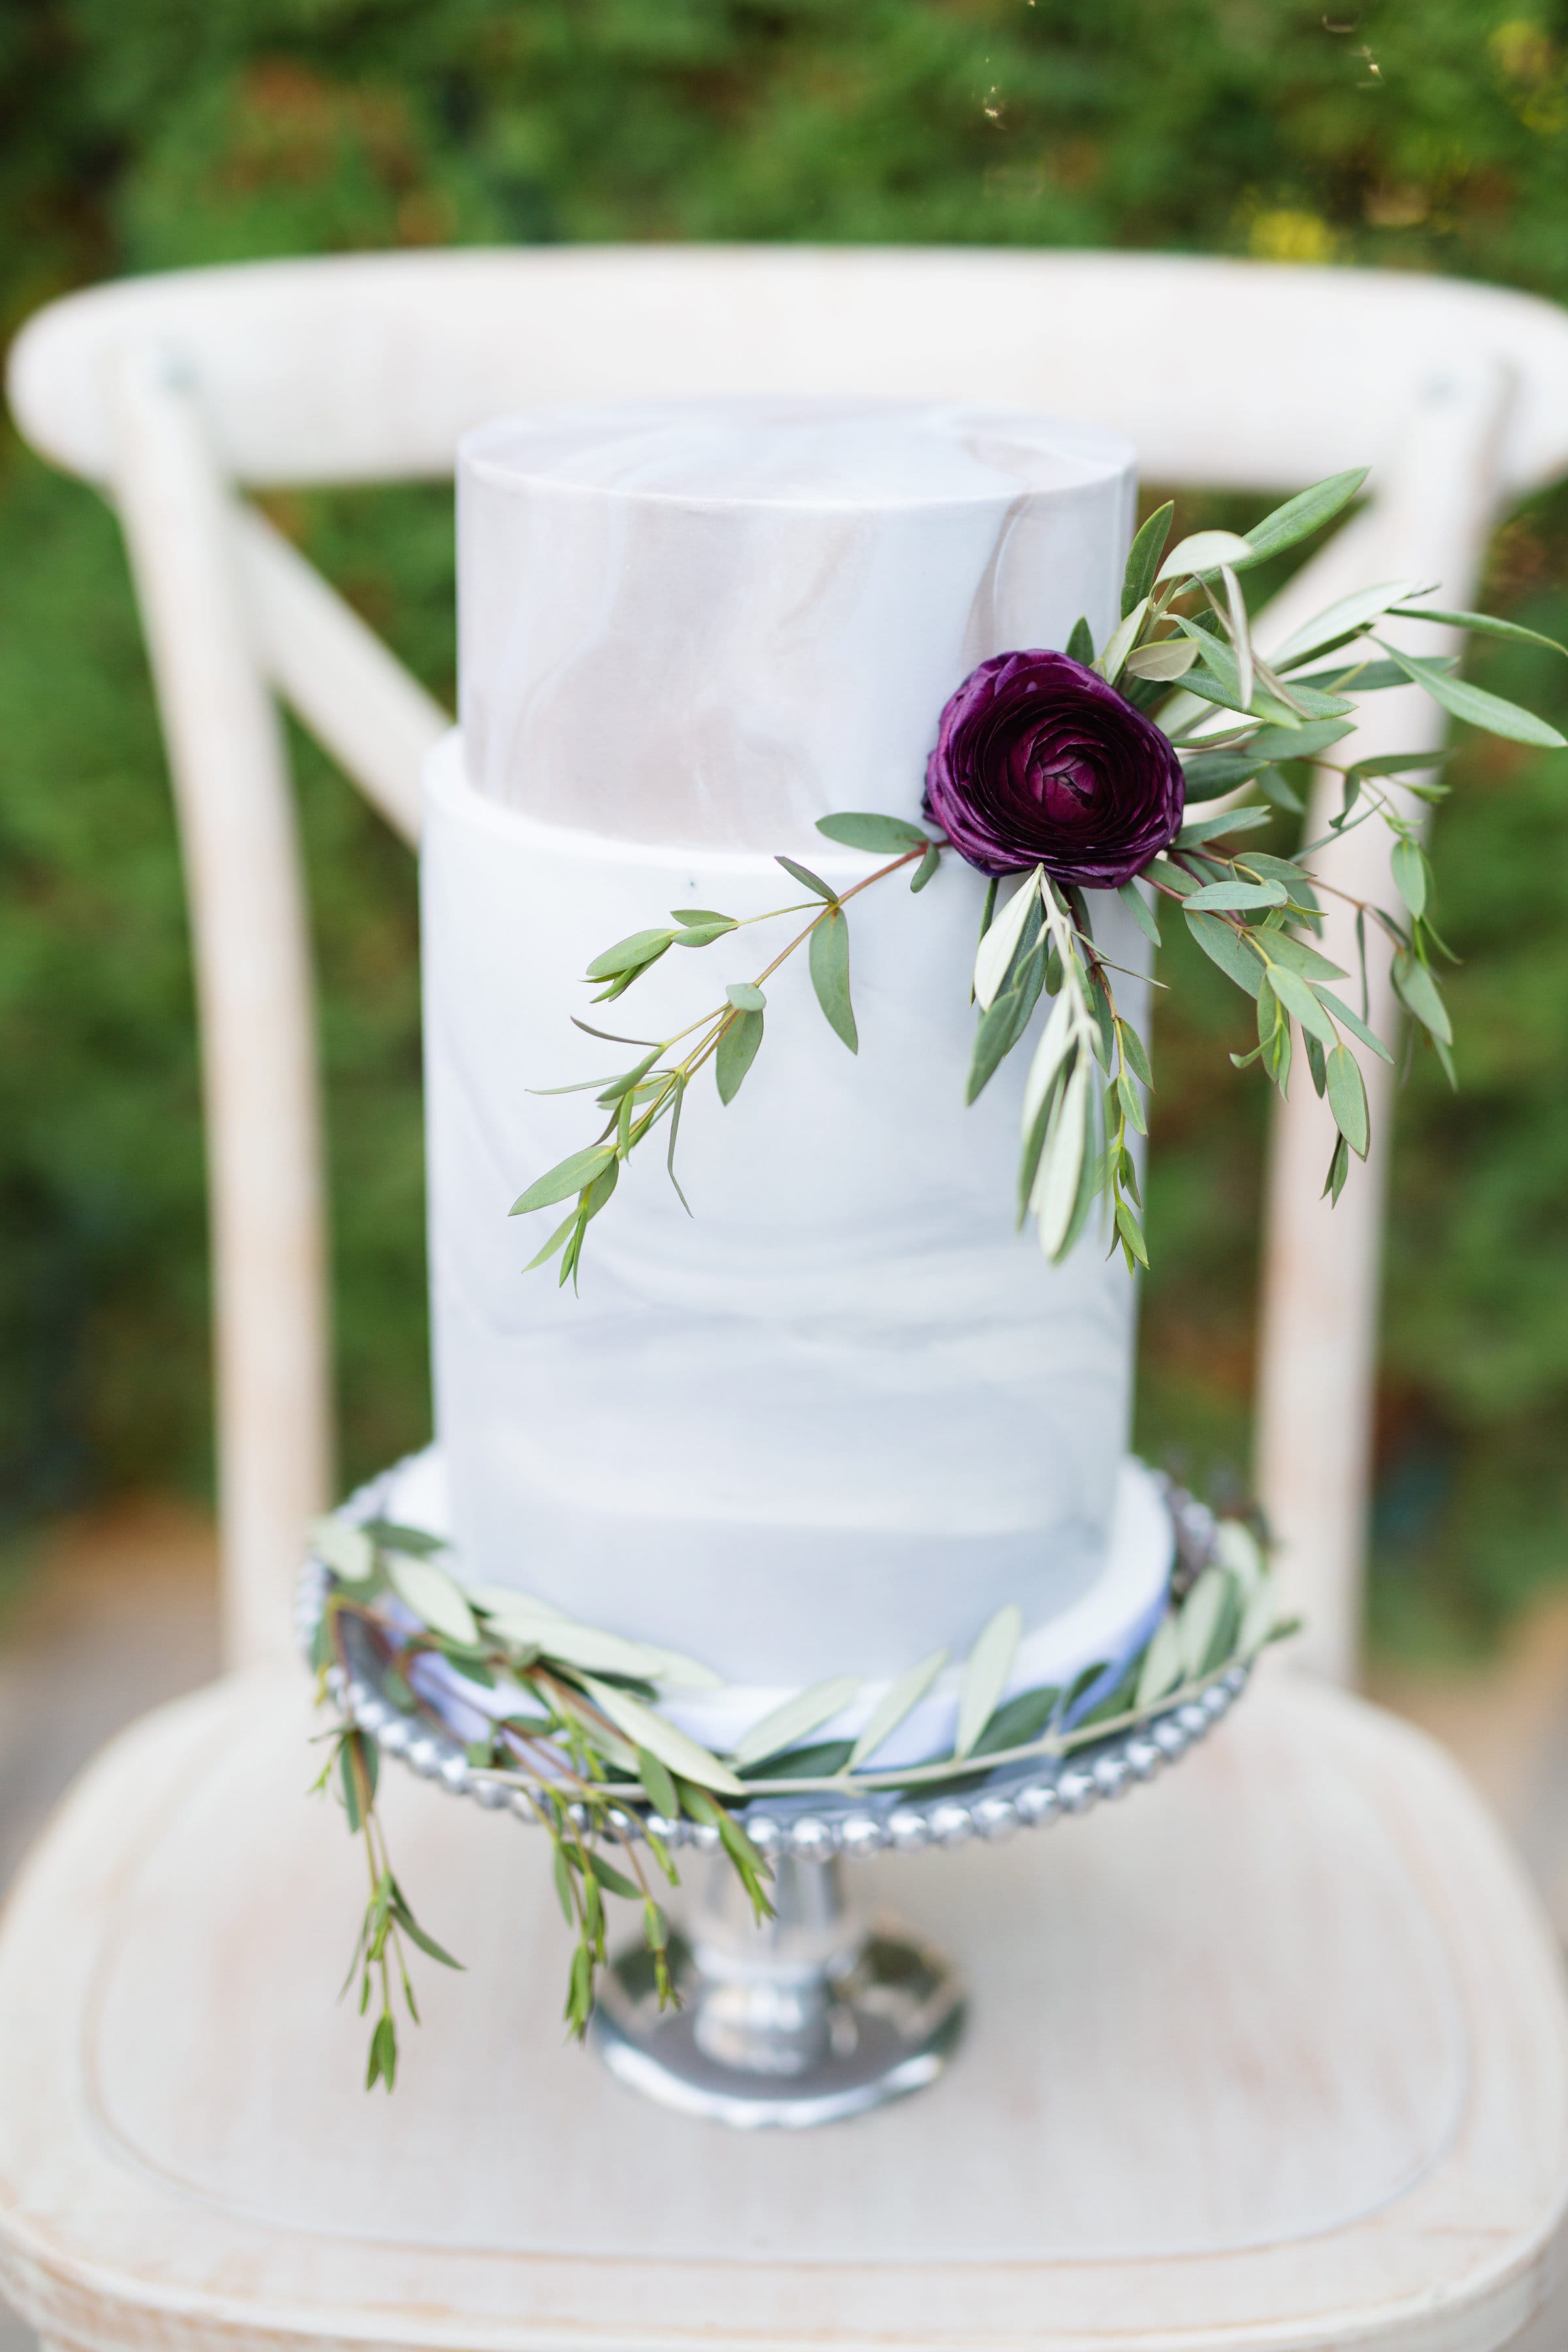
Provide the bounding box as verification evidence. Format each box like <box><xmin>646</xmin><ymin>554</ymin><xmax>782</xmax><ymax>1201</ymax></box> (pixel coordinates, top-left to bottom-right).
<box><xmin>293</xmin><ymin>1473</ymin><xmax>1256</xmax><ymax>1861</ymax></box>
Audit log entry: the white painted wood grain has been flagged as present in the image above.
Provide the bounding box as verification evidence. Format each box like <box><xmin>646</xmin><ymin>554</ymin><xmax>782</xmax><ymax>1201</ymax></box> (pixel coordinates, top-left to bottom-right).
<box><xmin>235</xmin><ymin>504</ymin><xmax>445</xmax><ymax>843</ymax></box>
<box><xmin>0</xmin><ymin>1669</ymin><xmax>1564</xmax><ymax>2349</ymax></box>
<box><xmin>105</xmin><ymin>345</ymin><xmax>331</xmax><ymax>1669</ymax></box>
<box><xmin>10</xmin><ymin>248</ymin><xmax>1568</xmax><ymax>498</ymax></box>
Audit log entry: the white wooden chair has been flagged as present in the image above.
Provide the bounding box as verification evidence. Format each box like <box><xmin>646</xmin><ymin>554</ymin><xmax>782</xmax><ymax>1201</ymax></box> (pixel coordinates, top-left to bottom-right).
<box><xmin>4</xmin><ymin>246</ymin><xmax>1568</xmax><ymax>2351</ymax></box>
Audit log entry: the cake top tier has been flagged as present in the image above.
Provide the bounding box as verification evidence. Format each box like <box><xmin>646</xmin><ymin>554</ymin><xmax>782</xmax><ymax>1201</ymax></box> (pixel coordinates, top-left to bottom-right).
<box><xmin>457</xmin><ymin>396</ymin><xmax>1135</xmax><ymax>849</ymax></box>
<box><xmin>461</xmin><ymin>397</ymin><xmax>1130</xmax><ymax>510</ymax></box>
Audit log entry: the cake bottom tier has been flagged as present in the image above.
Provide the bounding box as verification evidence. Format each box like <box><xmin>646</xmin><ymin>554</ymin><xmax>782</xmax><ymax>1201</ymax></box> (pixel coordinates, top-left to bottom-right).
<box><xmin>381</xmin><ymin>1447</ymin><xmax>1173</xmax><ymax>1770</ymax></box>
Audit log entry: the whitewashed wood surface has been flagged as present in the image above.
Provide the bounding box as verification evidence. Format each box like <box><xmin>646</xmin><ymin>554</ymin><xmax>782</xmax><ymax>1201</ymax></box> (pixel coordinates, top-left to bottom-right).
<box><xmin>1</xmin><ymin>1663</ymin><xmax>1565</xmax><ymax>2350</ymax></box>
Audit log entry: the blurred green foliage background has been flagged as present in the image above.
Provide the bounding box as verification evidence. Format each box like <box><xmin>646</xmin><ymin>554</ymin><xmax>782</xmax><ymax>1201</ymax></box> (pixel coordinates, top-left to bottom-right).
<box><xmin>3</xmin><ymin>0</ymin><xmax>1567</xmax><ymax>1652</ymax></box>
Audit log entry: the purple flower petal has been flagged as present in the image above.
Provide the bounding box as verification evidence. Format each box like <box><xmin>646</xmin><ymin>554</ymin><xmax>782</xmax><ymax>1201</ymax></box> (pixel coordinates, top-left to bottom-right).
<box><xmin>924</xmin><ymin>649</ymin><xmax>1186</xmax><ymax>887</ymax></box>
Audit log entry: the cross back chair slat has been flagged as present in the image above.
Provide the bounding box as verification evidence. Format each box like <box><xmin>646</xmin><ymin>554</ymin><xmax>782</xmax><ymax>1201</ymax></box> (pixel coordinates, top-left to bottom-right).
<box><xmin>12</xmin><ymin>246</ymin><xmax>1568</xmax><ymax>1676</ymax></box>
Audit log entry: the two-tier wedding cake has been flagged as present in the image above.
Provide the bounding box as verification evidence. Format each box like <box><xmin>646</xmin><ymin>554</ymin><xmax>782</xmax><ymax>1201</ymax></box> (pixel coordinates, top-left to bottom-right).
<box><xmin>396</xmin><ymin>394</ymin><xmax>1172</xmax><ymax>1757</ymax></box>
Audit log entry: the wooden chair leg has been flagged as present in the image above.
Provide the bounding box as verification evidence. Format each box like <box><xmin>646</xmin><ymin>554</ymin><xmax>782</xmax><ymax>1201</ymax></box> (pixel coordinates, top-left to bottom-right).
<box><xmin>106</xmin><ymin>339</ymin><xmax>332</xmax><ymax>1668</ymax></box>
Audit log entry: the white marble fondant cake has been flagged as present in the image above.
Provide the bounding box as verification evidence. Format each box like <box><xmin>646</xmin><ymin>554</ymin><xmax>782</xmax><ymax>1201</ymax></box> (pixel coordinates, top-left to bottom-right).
<box><xmin>421</xmin><ymin>397</ymin><xmax>1171</xmax><ymax>1717</ymax></box>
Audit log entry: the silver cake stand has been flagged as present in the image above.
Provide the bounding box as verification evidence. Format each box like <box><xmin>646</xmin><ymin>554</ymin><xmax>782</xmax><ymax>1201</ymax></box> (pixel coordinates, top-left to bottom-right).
<box><xmin>296</xmin><ymin>1477</ymin><xmax>1252</xmax><ymax>2129</ymax></box>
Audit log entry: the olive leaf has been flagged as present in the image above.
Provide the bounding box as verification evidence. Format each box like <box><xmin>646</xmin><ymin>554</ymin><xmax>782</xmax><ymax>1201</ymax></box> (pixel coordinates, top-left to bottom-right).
<box><xmin>1269</xmin><ymin>578</ymin><xmax>1426</xmax><ymax>668</ymax></box>
<box><xmin>312</xmin><ymin>1516</ymin><xmax>376</xmax><ymax>1584</ymax></box>
<box><xmin>972</xmin><ymin>868</ymin><xmax>1041</xmax><ymax>1010</ymax></box>
<box><xmin>728</xmin><ymin>1676</ymin><xmax>861</xmax><ymax>1771</ymax></box>
<box><xmin>1387</xmin><ymin>602</ymin><xmax>1568</xmax><ymax>659</ymax></box>
<box><xmin>386</xmin><ymin>1555</ymin><xmax>479</xmax><ymax>1648</ymax></box>
<box><xmin>1157</xmin><ymin>528</ymin><xmax>1253</xmax><ymax>581</ymax></box>
<box><xmin>954</xmin><ymin>1604</ymin><xmax>1024</xmax><ymax>1759</ymax></box>
<box><xmin>1230</xmin><ymin>468</ymin><xmax>1367</xmax><ymax>570</ymax></box>
<box><xmin>1247</xmin><ymin>717</ymin><xmax>1357</xmax><ymax>764</ymax></box>
<box><xmin>1135</xmin><ymin>1614</ymin><xmax>1186</xmax><ymax>1709</ymax></box>
<box><xmin>968</xmin><ymin>941</ymin><xmax>1046</xmax><ymax>1104</ymax></box>
<box><xmin>1173</xmin><ymin>616</ymin><xmax>1350</xmax><ymax>720</ymax></box>
<box><xmin>1177</xmin><ymin>1567</ymin><xmax>1230</xmax><ymax>1678</ymax></box>
<box><xmin>847</xmin><ymin>1650</ymin><xmax>948</xmax><ymax>1770</ymax></box>
<box><xmin>1098</xmin><ymin>595</ymin><xmax>1149</xmax><ymax>684</ymax></box>
<box><xmin>1239</xmin><ymin>1574</ymin><xmax>1282</xmax><ymax>1658</ymax></box>
<box><xmin>1181</xmin><ymin>878</ymin><xmax>1288</xmax><ymax>913</ymax></box>
<box><xmin>1121</xmin><ymin>499</ymin><xmax>1173</xmax><ymax>615</ymax></box>
<box><xmin>1124</xmin><ymin>635</ymin><xmax>1200</xmax><ymax>681</ymax></box>
<box><xmin>972</xmin><ymin>1682</ymin><xmax>1062</xmax><ymax>1756</ymax></box>
<box><xmin>1220</xmin><ymin>564</ymin><xmax>1253</xmax><ymax>712</ymax></box>
<box><xmin>636</xmin><ymin>1746</ymin><xmax>679</xmax><ymax>1819</ymax></box>
<box><xmin>1373</xmin><ymin>639</ymin><xmax>1568</xmax><ymax>749</ymax></box>
<box><xmin>1019</xmin><ymin>988</ymin><xmax>1076</xmax><ymax>1140</ymax></box>
<box><xmin>580</xmin><ymin>1677</ymin><xmax>747</xmax><ymax>1796</ymax></box>
<box><xmin>1030</xmin><ymin>1056</ymin><xmax>1091</xmax><ymax>1260</ymax></box>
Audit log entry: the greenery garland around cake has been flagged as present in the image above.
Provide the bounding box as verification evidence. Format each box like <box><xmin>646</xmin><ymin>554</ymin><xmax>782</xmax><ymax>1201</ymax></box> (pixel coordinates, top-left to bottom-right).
<box><xmin>310</xmin><ymin>1500</ymin><xmax>1290</xmax><ymax>2091</ymax></box>
<box><xmin>508</xmin><ymin>468</ymin><xmax>1567</xmax><ymax>1282</ymax></box>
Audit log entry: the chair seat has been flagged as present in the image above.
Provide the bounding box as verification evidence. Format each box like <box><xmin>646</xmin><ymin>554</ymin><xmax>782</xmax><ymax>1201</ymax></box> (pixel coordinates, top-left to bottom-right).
<box><xmin>1</xmin><ymin>1667</ymin><xmax>1564</xmax><ymax>2352</ymax></box>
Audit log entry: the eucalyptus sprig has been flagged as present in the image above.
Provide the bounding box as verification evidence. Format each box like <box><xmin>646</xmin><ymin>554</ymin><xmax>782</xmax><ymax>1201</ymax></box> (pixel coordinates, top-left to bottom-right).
<box><xmin>510</xmin><ymin>815</ymin><xmax>942</xmax><ymax>1286</ymax></box>
<box><xmin>511</xmin><ymin>465</ymin><xmax>1567</xmax><ymax>1273</ymax></box>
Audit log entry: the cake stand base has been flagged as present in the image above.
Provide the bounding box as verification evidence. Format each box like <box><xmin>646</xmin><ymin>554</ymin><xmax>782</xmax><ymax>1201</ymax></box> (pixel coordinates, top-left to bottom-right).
<box><xmin>591</xmin><ymin>1854</ymin><xmax>964</xmax><ymax>2129</ymax></box>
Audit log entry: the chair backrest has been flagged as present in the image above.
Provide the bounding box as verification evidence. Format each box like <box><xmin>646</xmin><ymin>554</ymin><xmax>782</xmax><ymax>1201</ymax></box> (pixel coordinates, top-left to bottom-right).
<box><xmin>12</xmin><ymin>246</ymin><xmax>1568</xmax><ymax>1674</ymax></box>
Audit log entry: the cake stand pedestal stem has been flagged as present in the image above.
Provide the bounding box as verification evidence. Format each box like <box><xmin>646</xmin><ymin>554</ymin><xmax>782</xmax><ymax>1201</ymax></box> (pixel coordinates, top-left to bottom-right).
<box><xmin>591</xmin><ymin>1854</ymin><xmax>965</xmax><ymax>2129</ymax></box>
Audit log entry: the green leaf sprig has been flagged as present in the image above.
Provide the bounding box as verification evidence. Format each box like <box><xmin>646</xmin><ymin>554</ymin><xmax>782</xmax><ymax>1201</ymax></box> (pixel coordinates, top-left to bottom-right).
<box><xmin>1064</xmin><ymin>475</ymin><xmax>1568</xmax><ymax>1205</ymax></box>
<box><xmin>966</xmin><ymin>862</ymin><xmax>1154</xmax><ymax>1271</ymax></box>
<box><xmin>510</xmin><ymin>813</ymin><xmax>941</xmax><ymax>1282</ymax></box>
<box><xmin>310</xmin><ymin>1516</ymin><xmax>771</xmax><ymax>2084</ymax></box>
<box><xmin>309</xmin><ymin>1505</ymin><xmax>1292</xmax><ymax>2087</ymax></box>
<box><xmin>510</xmin><ymin>467</ymin><xmax>1567</xmax><ymax>1274</ymax></box>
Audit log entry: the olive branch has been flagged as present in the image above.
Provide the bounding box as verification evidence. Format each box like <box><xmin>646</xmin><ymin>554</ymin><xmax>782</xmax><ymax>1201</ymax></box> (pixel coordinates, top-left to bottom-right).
<box><xmin>307</xmin><ymin>1502</ymin><xmax>1292</xmax><ymax>2091</ymax></box>
<box><xmin>510</xmin><ymin>466</ymin><xmax>1568</xmax><ymax>1274</ymax></box>
<box><xmin>309</xmin><ymin>1513</ymin><xmax>771</xmax><ymax>2091</ymax></box>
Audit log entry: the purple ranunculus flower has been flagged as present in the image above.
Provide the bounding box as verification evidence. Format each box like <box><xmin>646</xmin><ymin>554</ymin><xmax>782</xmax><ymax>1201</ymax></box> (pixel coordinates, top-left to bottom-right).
<box><xmin>923</xmin><ymin>649</ymin><xmax>1186</xmax><ymax>887</ymax></box>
